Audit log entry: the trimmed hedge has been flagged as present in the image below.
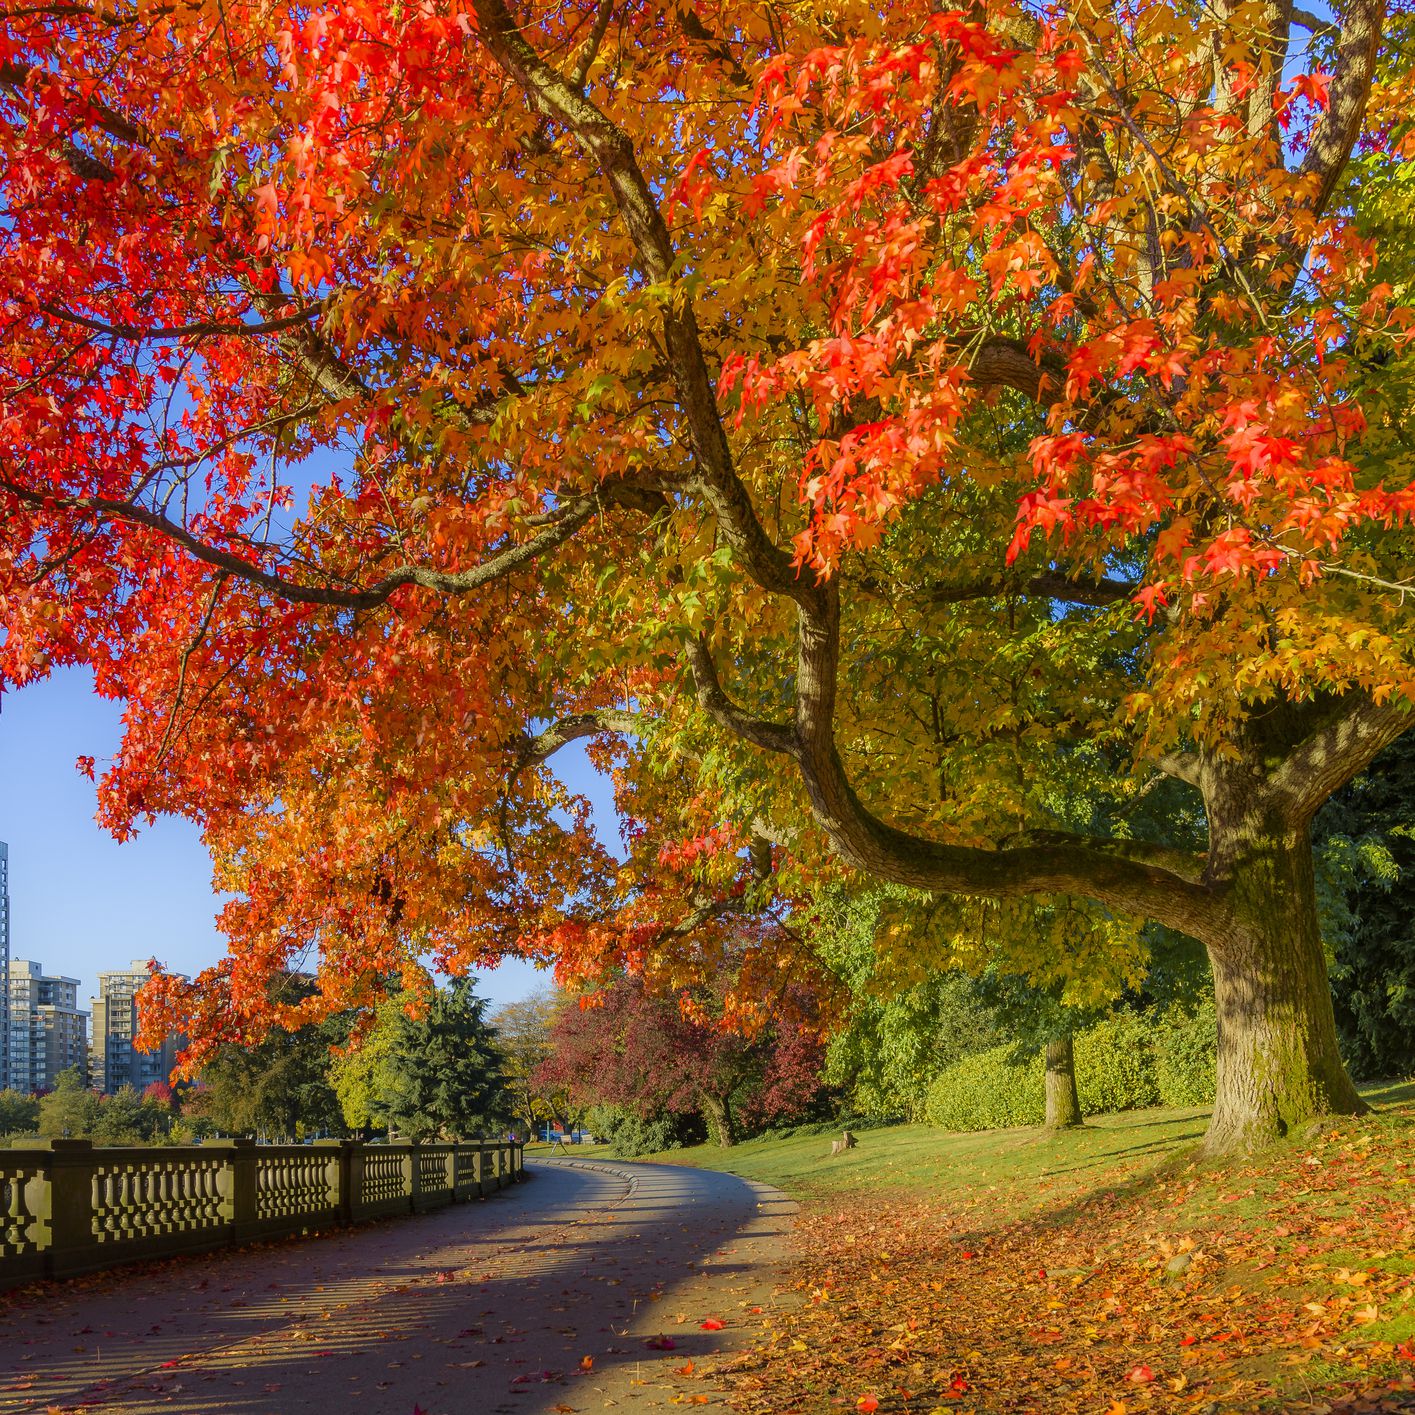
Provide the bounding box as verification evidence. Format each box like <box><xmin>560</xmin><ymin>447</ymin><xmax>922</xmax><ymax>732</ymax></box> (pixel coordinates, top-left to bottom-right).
<box><xmin>924</xmin><ymin>1004</ymin><xmax>1217</xmax><ymax>1132</ymax></box>
<box><xmin>924</xmin><ymin>1045</ymin><xmax>1045</xmax><ymax>1130</ymax></box>
<box><xmin>1075</xmin><ymin>1013</ymin><xmax>1161</xmax><ymax>1113</ymax></box>
<box><xmin>1154</xmin><ymin>998</ymin><xmax>1219</xmax><ymax>1105</ymax></box>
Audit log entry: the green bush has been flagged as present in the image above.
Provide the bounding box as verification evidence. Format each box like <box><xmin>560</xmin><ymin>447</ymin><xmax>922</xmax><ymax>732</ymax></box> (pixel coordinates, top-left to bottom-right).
<box><xmin>925</xmin><ymin>1005</ymin><xmax>1217</xmax><ymax>1133</ymax></box>
<box><xmin>1153</xmin><ymin>1000</ymin><xmax>1218</xmax><ymax>1105</ymax></box>
<box><xmin>1075</xmin><ymin>1013</ymin><xmax>1161</xmax><ymax>1113</ymax></box>
<box><xmin>924</xmin><ymin>1044</ymin><xmax>1044</xmax><ymax>1131</ymax></box>
<box><xmin>586</xmin><ymin>1105</ymin><xmax>699</xmax><ymax>1156</ymax></box>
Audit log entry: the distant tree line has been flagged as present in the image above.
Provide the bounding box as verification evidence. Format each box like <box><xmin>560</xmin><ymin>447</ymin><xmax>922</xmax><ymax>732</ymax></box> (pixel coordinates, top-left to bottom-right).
<box><xmin>0</xmin><ymin>975</ymin><xmax>513</xmax><ymax>1146</ymax></box>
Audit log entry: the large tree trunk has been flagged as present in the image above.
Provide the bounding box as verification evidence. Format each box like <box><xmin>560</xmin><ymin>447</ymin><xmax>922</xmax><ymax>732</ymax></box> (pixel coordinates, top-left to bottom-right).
<box><xmin>1044</xmin><ymin>1034</ymin><xmax>1083</xmax><ymax>1129</ymax></box>
<box><xmin>700</xmin><ymin>1091</ymin><xmax>736</xmax><ymax>1148</ymax></box>
<box><xmin>1202</xmin><ymin>805</ymin><xmax>1366</xmax><ymax>1153</ymax></box>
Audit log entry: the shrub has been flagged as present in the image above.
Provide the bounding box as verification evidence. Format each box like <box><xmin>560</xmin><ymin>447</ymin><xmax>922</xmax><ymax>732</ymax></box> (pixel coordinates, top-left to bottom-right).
<box><xmin>1075</xmin><ymin>1013</ymin><xmax>1161</xmax><ymax>1113</ymax></box>
<box><xmin>1153</xmin><ymin>1000</ymin><xmax>1218</xmax><ymax>1106</ymax></box>
<box><xmin>587</xmin><ymin>1105</ymin><xmax>701</xmax><ymax>1156</ymax></box>
<box><xmin>924</xmin><ymin>1044</ymin><xmax>1044</xmax><ymax>1131</ymax></box>
<box><xmin>924</xmin><ymin>1005</ymin><xmax>1218</xmax><ymax>1133</ymax></box>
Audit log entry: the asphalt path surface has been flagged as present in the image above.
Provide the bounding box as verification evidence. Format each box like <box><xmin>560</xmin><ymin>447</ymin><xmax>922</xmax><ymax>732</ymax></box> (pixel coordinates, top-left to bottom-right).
<box><xmin>0</xmin><ymin>1158</ymin><xmax>795</xmax><ymax>1415</ymax></box>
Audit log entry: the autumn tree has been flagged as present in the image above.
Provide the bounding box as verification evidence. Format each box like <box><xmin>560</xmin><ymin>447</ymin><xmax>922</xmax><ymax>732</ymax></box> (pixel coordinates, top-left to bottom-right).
<box><xmin>3</xmin><ymin>0</ymin><xmax>1413</xmax><ymax>1153</ymax></box>
<box><xmin>537</xmin><ymin>979</ymin><xmax>754</xmax><ymax>1147</ymax></box>
<box><xmin>536</xmin><ymin>976</ymin><xmax>824</xmax><ymax>1146</ymax></box>
<box><xmin>492</xmin><ymin>989</ymin><xmax>574</xmax><ymax>1139</ymax></box>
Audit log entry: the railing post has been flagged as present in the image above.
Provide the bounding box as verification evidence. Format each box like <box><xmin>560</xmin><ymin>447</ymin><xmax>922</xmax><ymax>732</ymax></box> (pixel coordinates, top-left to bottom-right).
<box><xmin>314</xmin><ymin>1139</ymin><xmax>352</xmax><ymax>1226</ymax></box>
<box><xmin>32</xmin><ymin>1137</ymin><xmax>101</xmax><ymax>1284</ymax></box>
<box><xmin>32</xmin><ymin>1139</ymin><xmax>95</xmax><ymax>1280</ymax></box>
<box><xmin>347</xmin><ymin>1141</ymin><xmax>370</xmax><ymax>1223</ymax></box>
<box><xmin>401</xmin><ymin>1144</ymin><xmax>417</xmax><ymax>1214</ymax></box>
<box><xmin>204</xmin><ymin>1138</ymin><xmax>258</xmax><ymax>1243</ymax></box>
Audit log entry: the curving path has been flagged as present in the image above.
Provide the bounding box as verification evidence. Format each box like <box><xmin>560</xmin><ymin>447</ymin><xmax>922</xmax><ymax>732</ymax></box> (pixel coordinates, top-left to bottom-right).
<box><xmin>0</xmin><ymin>1159</ymin><xmax>794</xmax><ymax>1415</ymax></box>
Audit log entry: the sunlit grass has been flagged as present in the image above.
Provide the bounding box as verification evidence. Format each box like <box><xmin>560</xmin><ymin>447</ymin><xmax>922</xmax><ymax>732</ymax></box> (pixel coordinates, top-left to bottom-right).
<box><xmin>640</xmin><ymin>1078</ymin><xmax>1415</xmax><ymax>1217</ymax></box>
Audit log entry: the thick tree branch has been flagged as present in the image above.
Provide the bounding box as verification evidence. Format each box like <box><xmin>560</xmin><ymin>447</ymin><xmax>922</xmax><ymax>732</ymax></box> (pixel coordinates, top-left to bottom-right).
<box><xmin>704</xmin><ymin>558</ymin><xmax>1225</xmax><ymax>936</ymax></box>
<box><xmin>0</xmin><ymin>475</ymin><xmax>613</xmax><ymax>610</ymax></box>
<box><xmin>968</xmin><ymin>335</ymin><xmax>1061</xmax><ymax>400</ymax></box>
<box><xmin>1269</xmin><ymin>694</ymin><xmax>1412</xmax><ymax>819</ymax></box>
<box><xmin>1303</xmin><ymin>0</ymin><xmax>1386</xmax><ymax>215</ymax></box>
<box><xmin>1156</xmin><ymin>750</ymin><xmax>1204</xmax><ymax>788</ymax></box>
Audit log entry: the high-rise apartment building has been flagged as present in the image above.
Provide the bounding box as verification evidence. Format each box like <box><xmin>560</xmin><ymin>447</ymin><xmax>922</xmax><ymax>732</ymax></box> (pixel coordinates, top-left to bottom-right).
<box><xmin>90</xmin><ymin>962</ymin><xmax>186</xmax><ymax>1094</ymax></box>
<box><xmin>6</xmin><ymin>960</ymin><xmax>88</xmax><ymax>1093</ymax></box>
<box><xmin>0</xmin><ymin>844</ymin><xmax>9</xmax><ymax>1087</ymax></box>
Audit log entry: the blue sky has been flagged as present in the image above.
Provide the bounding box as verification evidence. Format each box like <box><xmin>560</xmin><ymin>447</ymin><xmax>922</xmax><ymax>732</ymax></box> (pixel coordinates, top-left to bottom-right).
<box><xmin>0</xmin><ymin>666</ymin><xmax>618</xmax><ymax>1015</ymax></box>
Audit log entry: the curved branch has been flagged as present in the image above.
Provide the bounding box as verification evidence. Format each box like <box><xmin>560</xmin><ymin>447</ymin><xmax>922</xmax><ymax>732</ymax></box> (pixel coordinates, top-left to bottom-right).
<box><xmin>0</xmin><ymin>476</ymin><xmax>612</xmax><ymax>609</ymax></box>
<box><xmin>516</xmin><ymin>708</ymin><xmax>644</xmax><ymax>771</ymax></box>
<box><xmin>39</xmin><ymin>301</ymin><xmax>325</xmax><ymax>343</ymax></box>
<box><xmin>685</xmin><ymin>633</ymin><xmax>798</xmax><ymax>755</ymax></box>
<box><xmin>1269</xmin><ymin>693</ymin><xmax>1412</xmax><ymax>820</ymax></box>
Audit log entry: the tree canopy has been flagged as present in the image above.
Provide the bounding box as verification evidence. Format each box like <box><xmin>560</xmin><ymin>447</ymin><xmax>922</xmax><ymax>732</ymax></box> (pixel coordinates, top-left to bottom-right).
<box><xmin>2</xmin><ymin>0</ymin><xmax>1412</xmax><ymax>1150</ymax></box>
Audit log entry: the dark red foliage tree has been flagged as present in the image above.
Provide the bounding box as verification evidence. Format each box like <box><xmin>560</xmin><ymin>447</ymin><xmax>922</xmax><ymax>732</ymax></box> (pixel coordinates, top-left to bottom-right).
<box><xmin>536</xmin><ymin>979</ymin><xmax>825</xmax><ymax>1147</ymax></box>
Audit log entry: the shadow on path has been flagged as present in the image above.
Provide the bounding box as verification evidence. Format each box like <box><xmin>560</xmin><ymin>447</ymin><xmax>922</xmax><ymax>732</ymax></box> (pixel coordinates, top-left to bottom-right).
<box><xmin>0</xmin><ymin>1159</ymin><xmax>794</xmax><ymax>1415</ymax></box>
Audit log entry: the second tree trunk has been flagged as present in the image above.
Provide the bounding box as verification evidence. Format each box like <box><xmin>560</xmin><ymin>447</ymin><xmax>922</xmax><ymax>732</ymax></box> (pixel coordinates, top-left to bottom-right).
<box><xmin>1045</xmin><ymin>1033</ymin><xmax>1083</xmax><ymax>1129</ymax></box>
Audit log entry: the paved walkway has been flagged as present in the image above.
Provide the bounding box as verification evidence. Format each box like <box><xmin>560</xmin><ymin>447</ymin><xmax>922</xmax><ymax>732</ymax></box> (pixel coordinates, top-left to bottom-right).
<box><xmin>0</xmin><ymin>1159</ymin><xmax>795</xmax><ymax>1415</ymax></box>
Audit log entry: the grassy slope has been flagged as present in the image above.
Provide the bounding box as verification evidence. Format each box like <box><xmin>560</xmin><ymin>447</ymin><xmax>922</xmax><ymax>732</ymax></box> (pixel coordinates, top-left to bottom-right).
<box><xmin>643</xmin><ymin>1084</ymin><xmax>1412</xmax><ymax>1199</ymax></box>
<box><xmin>640</xmin><ymin>1105</ymin><xmax>1212</xmax><ymax>1209</ymax></box>
<box><xmin>637</xmin><ymin>1083</ymin><xmax>1415</xmax><ymax>1413</ymax></box>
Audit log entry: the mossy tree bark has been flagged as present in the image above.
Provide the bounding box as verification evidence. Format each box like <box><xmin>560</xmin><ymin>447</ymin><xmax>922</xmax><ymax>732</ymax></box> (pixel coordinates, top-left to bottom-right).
<box><xmin>1044</xmin><ymin>1033</ymin><xmax>1083</xmax><ymax>1129</ymax></box>
<box><xmin>1199</xmin><ymin>793</ymin><xmax>1366</xmax><ymax>1153</ymax></box>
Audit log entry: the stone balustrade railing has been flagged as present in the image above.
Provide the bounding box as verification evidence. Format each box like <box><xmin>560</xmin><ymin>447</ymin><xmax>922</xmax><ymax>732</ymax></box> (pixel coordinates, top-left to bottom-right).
<box><xmin>0</xmin><ymin>1137</ymin><xmax>525</xmax><ymax>1290</ymax></box>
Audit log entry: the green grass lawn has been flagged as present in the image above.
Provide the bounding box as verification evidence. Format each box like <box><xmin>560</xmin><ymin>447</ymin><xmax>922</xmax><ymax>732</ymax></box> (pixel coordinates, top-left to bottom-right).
<box><xmin>640</xmin><ymin>1078</ymin><xmax>1415</xmax><ymax>1215</ymax></box>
